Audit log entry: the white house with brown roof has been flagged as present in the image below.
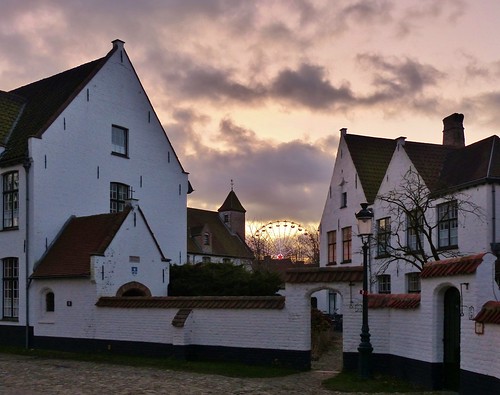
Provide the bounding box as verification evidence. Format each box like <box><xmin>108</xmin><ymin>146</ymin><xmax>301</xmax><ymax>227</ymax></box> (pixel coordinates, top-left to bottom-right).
<box><xmin>319</xmin><ymin>113</ymin><xmax>500</xmax><ymax>393</ymax></box>
<box><xmin>0</xmin><ymin>40</ymin><xmax>188</xmax><ymax>346</ymax></box>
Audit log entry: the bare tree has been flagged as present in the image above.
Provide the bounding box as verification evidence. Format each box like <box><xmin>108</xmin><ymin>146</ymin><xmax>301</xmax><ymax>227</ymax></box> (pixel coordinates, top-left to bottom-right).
<box><xmin>376</xmin><ymin>168</ymin><xmax>483</xmax><ymax>272</ymax></box>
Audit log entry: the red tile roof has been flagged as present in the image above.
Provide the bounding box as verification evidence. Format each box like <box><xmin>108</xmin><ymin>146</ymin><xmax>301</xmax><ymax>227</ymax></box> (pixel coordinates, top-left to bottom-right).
<box><xmin>96</xmin><ymin>296</ymin><xmax>285</xmax><ymax>309</ymax></box>
<box><xmin>368</xmin><ymin>293</ymin><xmax>421</xmax><ymax>309</ymax></box>
<box><xmin>32</xmin><ymin>208</ymin><xmax>132</xmax><ymax>278</ymax></box>
<box><xmin>285</xmin><ymin>266</ymin><xmax>363</xmax><ymax>283</ymax></box>
<box><xmin>474</xmin><ymin>301</ymin><xmax>500</xmax><ymax>324</ymax></box>
<box><xmin>421</xmin><ymin>253</ymin><xmax>486</xmax><ymax>279</ymax></box>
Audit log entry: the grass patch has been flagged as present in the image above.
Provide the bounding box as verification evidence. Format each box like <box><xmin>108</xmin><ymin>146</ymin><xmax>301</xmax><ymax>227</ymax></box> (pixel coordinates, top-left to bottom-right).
<box><xmin>323</xmin><ymin>370</ymin><xmax>425</xmax><ymax>393</ymax></box>
<box><xmin>0</xmin><ymin>345</ymin><xmax>297</xmax><ymax>378</ymax></box>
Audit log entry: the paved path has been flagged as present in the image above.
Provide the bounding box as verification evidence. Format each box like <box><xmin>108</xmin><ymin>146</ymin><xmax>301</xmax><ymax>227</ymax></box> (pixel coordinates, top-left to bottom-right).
<box><xmin>0</xmin><ymin>352</ymin><xmax>457</xmax><ymax>395</ymax></box>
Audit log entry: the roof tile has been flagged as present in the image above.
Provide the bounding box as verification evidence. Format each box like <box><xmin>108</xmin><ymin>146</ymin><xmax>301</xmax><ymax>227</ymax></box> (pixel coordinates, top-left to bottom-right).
<box><xmin>421</xmin><ymin>253</ymin><xmax>486</xmax><ymax>278</ymax></box>
<box><xmin>474</xmin><ymin>301</ymin><xmax>500</xmax><ymax>324</ymax></box>
<box><xmin>368</xmin><ymin>293</ymin><xmax>421</xmax><ymax>309</ymax></box>
<box><xmin>285</xmin><ymin>266</ymin><xmax>363</xmax><ymax>283</ymax></box>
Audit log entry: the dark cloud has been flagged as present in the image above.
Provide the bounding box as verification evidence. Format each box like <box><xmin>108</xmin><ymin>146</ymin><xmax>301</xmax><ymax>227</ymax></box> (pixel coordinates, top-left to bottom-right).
<box><xmin>270</xmin><ymin>63</ymin><xmax>355</xmax><ymax>109</ymax></box>
<box><xmin>167</xmin><ymin>115</ymin><xmax>334</xmax><ymax>225</ymax></box>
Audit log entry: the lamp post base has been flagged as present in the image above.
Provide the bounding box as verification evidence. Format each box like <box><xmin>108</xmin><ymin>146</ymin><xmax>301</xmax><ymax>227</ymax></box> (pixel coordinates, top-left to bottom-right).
<box><xmin>358</xmin><ymin>340</ymin><xmax>373</xmax><ymax>379</ymax></box>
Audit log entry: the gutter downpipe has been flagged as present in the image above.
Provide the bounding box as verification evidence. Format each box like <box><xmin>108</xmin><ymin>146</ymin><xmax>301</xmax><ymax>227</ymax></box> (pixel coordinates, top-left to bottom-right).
<box><xmin>23</xmin><ymin>157</ymin><xmax>32</xmax><ymax>349</ymax></box>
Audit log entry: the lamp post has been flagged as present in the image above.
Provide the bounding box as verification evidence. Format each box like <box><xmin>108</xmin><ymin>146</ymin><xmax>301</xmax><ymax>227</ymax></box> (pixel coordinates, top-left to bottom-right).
<box><xmin>355</xmin><ymin>202</ymin><xmax>374</xmax><ymax>379</ymax></box>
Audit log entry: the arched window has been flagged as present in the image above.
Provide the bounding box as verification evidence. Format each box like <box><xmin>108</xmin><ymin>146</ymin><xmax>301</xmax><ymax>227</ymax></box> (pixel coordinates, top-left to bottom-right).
<box><xmin>45</xmin><ymin>292</ymin><xmax>55</xmax><ymax>312</ymax></box>
<box><xmin>116</xmin><ymin>281</ymin><xmax>151</xmax><ymax>297</ymax></box>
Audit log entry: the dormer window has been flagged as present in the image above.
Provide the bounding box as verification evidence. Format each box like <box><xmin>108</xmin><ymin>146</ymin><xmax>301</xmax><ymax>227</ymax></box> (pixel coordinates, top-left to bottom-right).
<box><xmin>203</xmin><ymin>232</ymin><xmax>210</xmax><ymax>246</ymax></box>
<box><xmin>112</xmin><ymin>125</ymin><xmax>128</xmax><ymax>157</ymax></box>
<box><xmin>224</xmin><ymin>214</ymin><xmax>230</xmax><ymax>223</ymax></box>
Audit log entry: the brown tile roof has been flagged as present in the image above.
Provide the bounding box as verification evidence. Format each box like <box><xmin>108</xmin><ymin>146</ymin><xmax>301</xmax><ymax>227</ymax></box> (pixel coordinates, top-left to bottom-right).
<box><xmin>285</xmin><ymin>266</ymin><xmax>363</xmax><ymax>283</ymax></box>
<box><xmin>345</xmin><ymin>134</ymin><xmax>396</xmax><ymax>204</ymax></box>
<box><xmin>96</xmin><ymin>295</ymin><xmax>285</xmax><ymax>309</ymax></box>
<box><xmin>0</xmin><ymin>53</ymin><xmax>112</xmax><ymax>166</ymax></box>
<box><xmin>368</xmin><ymin>293</ymin><xmax>421</xmax><ymax>309</ymax></box>
<box><xmin>187</xmin><ymin>207</ymin><xmax>254</xmax><ymax>260</ymax></box>
<box><xmin>0</xmin><ymin>91</ymin><xmax>25</xmax><ymax>146</ymax></box>
<box><xmin>32</xmin><ymin>207</ymin><xmax>132</xmax><ymax>278</ymax></box>
<box><xmin>171</xmin><ymin>308</ymin><xmax>192</xmax><ymax>327</ymax></box>
<box><xmin>474</xmin><ymin>301</ymin><xmax>500</xmax><ymax>324</ymax></box>
<box><xmin>218</xmin><ymin>190</ymin><xmax>246</xmax><ymax>213</ymax></box>
<box><xmin>421</xmin><ymin>253</ymin><xmax>486</xmax><ymax>279</ymax></box>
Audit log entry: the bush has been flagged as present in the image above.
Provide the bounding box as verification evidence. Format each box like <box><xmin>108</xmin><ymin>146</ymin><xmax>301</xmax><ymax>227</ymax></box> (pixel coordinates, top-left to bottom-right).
<box><xmin>168</xmin><ymin>262</ymin><xmax>282</xmax><ymax>296</ymax></box>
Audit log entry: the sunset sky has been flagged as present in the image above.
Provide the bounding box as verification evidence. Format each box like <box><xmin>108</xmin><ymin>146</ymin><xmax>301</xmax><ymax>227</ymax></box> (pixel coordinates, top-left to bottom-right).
<box><xmin>2</xmin><ymin>1</ymin><xmax>500</xmax><ymax>229</ymax></box>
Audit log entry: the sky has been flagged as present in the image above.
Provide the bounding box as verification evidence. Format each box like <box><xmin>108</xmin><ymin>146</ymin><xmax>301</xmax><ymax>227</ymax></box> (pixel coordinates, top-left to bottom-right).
<box><xmin>1</xmin><ymin>0</ymin><xmax>500</xmax><ymax>230</ymax></box>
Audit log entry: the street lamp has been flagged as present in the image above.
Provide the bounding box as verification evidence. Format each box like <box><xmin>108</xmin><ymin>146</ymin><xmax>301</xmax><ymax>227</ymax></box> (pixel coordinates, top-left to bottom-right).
<box><xmin>355</xmin><ymin>202</ymin><xmax>374</xmax><ymax>379</ymax></box>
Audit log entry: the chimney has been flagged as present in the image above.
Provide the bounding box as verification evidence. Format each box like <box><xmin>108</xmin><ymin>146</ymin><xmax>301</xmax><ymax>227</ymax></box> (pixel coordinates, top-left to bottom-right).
<box><xmin>442</xmin><ymin>113</ymin><xmax>465</xmax><ymax>148</ymax></box>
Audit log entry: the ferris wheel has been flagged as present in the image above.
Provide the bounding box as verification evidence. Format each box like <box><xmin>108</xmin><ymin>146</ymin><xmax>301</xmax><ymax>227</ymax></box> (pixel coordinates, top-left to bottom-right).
<box><xmin>254</xmin><ymin>220</ymin><xmax>308</xmax><ymax>260</ymax></box>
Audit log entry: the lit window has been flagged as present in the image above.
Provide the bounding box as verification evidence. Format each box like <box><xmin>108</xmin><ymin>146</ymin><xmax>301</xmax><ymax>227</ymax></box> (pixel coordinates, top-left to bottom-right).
<box><xmin>342</xmin><ymin>227</ymin><xmax>352</xmax><ymax>263</ymax></box>
<box><xmin>407</xmin><ymin>272</ymin><xmax>421</xmax><ymax>293</ymax></box>
<box><xmin>438</xmin><ymin>201</ymin><xmax>458</xmax><ymax>248</ymax></box>
<box><xmin>377</xmin><ymin>274</ymin><xmax>391</xmax><ymax>294</ymax></box>
<box><xmin>3</xmin><ymin>172</ymin><xmax>19</xmax><ymax>229</ymax></box>
<box><xmin>112</xmin><ymin>125</ymin><xmax>128</xmax><ymax>156</ymax></box>
<box><xmin>110</xmin><ymin>182</ymin><xmax>130</xmax><ymax>213</ymax></box>
<box><xmin>327</xmin><ymin>230</ymin><xmax>336</xmax><ymax>265</ymax></box>
<box><xmin>376</xmin><ymin>217</ymin><xmax>391</xmax><ymax>257</ymax></box>
<box><xmin>3</xmin><ymin>258</ymin><xmax>19</xmax><ymax>319</ymax></box>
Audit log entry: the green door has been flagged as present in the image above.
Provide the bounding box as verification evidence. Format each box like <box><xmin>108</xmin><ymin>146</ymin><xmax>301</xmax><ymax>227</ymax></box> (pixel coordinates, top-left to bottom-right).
<box><xmin>443</xmin><ymin>287</ymin><xmax>460</xmax><ymax>390</ymax></box>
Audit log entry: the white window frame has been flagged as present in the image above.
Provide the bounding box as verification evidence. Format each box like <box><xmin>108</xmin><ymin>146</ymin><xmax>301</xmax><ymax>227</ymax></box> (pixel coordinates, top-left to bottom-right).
<box><xmin>112</xmin><ymin>125</ymin><xmax>128</xmax><ymax>156</ymax></box>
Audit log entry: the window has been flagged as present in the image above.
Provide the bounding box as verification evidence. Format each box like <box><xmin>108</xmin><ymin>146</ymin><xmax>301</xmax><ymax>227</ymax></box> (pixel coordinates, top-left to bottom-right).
<box><xmin>223</xmin><ymin>258</ymin><xmax>231</xmax><ymax>264</ymax></box>
<box><xmin>110</xmin><ymin>182</ymin><xmax>130</xmax><ymax>213</ymax></box>
<box><xmin>3</xmin><ymin>258</ymin><xmax>19</xmax><ymax>319</ymax></box>
<box><xmin>340</xmin><ymin>192</ymin><xmax>347</xmax><ymax>208</ymax></box>
<box><xmin>407</xmin><ymin>272</ymin><xmax>421</xmax><ymax>293</ymax></box>
<box><xmin>45</xmin><ymin>292</ymin><xmax>55</xmax><ymax>312</ymax></box>
<box><xmin>376</xmin><ymin>217</ymin><xmax>391</xmax><ymax>257</ymax></box>
<box><xmin>3</xmin><ymin>172</ymin><xmax>19</xmax><ymax>229</ymax></box>
<box><xmin>328</xmin><ymin>291</ymin><xmax>338</xmax><ymax>314</ymax></box>
<box><xmin>407</xmin><ymin>210</ymin><xmax>424</xmax><ymax>252</ymax></box>
<box><xmin>377</xmin><ymin>274</ymin><xmax>391</xmax><ymax>294</ymax></box>
<box><xmin>223</xmin><ymin>214</ymin><xmax>230</xmax><ymax>223</ymax></box>
<box><xmin>495</xmin><ymin>259</ymin><xmax>500</xmax><ymax>288</ymax></box>
<box><xmin>202</xmin><ymin>256</ymin><xmax>211</xmax><ymax>263</ymax></box>
<box><xmin>203</xmin><ymin>232</ymin><xmax>210</xmax><ymax>246</ymax></box>
<box><xmin>327</xmin><ymin>230</ymin><xmax>337</xmax><ymax>265</ymax></box>
<box><xmin>112</xmin><ymin>125</ymin><xmax>128</xmax><ymax>156</ymax></box>
<box><xmin>342</xmin><ymin>227</ymin><xmax>352</xmax><ymax>263</ymax></box>
<box><xmin>438</xmin><ymin>201</ymin><xmax>458</xmax><ymax>248</ymax></box>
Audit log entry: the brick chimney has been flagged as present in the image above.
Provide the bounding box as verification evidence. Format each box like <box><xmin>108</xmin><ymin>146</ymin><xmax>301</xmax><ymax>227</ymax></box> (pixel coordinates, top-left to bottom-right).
<box><xmin>442</xmin><ymin>113</ymin><xmax>465</xmax><ymax>148</ymax></box>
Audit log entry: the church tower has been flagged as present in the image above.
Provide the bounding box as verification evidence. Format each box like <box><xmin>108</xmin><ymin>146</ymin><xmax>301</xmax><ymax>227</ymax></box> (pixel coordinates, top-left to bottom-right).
<box><xmin>218</xmin><ymin>187</ymin><xmax>246</xmax><ymax>240</ymax></box>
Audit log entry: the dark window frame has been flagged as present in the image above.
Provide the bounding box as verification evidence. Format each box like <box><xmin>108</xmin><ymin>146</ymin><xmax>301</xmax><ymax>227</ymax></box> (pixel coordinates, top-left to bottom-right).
<box><xmin>437</xmin><ymin>201</ymin><xmax>458</xmax><ymax>249</ymax></box>
<box><xmin>327</xmin><ymin>230</ymin><xmax>337</xmax><ymax>265</ymax></box>
<box><xmin>407</xmin><ymin>272</ymin><xmax>421</xmax><ymax>293</ymax></box>
<box><xmin>407</xmin><ymin>209</ymin><xmax>424</xmax><ymax>252</ymax></box>
<box><xmin>111</xmin><ymin>125</ymin><xmax>129</xmax><ymax>157</ymax></box>
<box><xmin>2</xmin><ymin>257</ymin><xmax>19</xmax><ymax>320</ymax></box>
<box><xmin>340</xmin><ymin>192</ymin><xmax>347</xmax><ymax>208</ymax></box>
<box><xmin>110</xmin><ymin>182</ymin><xmax>130</xmax><ymax>213</ymax></box>
<box><xmin>45</xmin><ymin>291</ymin><xmax>55</xmax><ymax>312</ymax></box>
<box><xmin>377</xmin><ymin>274</ymin><xmax>391</xmax><ymax>294</ymax></box>
<box><xmin>341</xmin><ymin>226</ymin><xmax>352</xmax><ymax>263</ymax></box>
<box><xmin>376</xmin><ymin>217</ymin><xmax>391</xmax><ymax>257</ymax></box>
<box><xmin>3</xmin><ymin>171</ymin><xmax>19</xmax><ymax>229</ymax></box>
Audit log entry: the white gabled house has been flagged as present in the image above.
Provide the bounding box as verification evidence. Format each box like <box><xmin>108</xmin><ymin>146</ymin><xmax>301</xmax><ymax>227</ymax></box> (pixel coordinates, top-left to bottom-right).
<box><xmin>319</xmin><ymin>113</ymin><xmax>500</xmax><ymax>394</ymax></box>
<box><xmin>0</xmin><ymin>39</ymin><xmax>188</xmax><ymax>345</ymax></box>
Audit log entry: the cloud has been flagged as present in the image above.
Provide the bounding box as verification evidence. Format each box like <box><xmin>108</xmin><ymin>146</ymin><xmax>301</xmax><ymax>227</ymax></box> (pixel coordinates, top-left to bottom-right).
<box><xmin>270</xmin><ymin>63</ymin><xmax>355</xmax><ymax>110</ymax></box>
<box><xmin>167</xmin><ymin>115</ymin><xmax>334</xmax><ymax>225</ymax></box>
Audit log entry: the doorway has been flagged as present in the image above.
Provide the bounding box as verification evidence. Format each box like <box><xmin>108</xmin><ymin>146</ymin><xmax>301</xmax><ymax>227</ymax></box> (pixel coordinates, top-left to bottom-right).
<box><xmin>443</xmin><ymin>287</ymin><xmax>460</xmax><ymax>390</ymax></box>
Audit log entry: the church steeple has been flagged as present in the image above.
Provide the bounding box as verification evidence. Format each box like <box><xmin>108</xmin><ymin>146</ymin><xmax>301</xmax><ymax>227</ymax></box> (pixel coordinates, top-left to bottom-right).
<box><xmin>218</xmin><ymin>182</ymin><xmax>246</xmax><ymax>239</ymax></box>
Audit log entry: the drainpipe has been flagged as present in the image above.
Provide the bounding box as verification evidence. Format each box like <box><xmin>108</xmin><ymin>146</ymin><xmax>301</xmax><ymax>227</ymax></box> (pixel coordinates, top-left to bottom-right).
<box><xmin>23</xmin><ymin>157</ymin><xmax>32</xmax><ymax>349</ymax></box>
<box><xmin>492</xmin><ymin>185</ymin><xmax>496</xmax><ymax>248</ymax></box>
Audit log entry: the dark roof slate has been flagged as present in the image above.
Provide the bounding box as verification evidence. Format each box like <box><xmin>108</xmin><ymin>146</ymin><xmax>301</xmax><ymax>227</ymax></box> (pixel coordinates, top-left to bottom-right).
<box><xmin>474</xmin><ymin>301</ymin><xmax>500</xmax><ymax>324</ymax></box>
<box><xmin>96</xmin><ymin>295</ymin><xmax>285</xmax><ymax>309</ymax></box>
<box><xmin>187</xmin><ymin>207</ymin><xmax>254</xmax><ymax>259</ymax></box>
<box><xmin>368</xmin><ymin>293</ymin><xmax>421</xmax><ymax>309</ymax></box>
<box><xmin>1</xmin><ymin>53</ymin><xmax>112</xmax><ymax>165</ymax></box>
<box><xmin>218</xmin><ymin>190</ymin><xmax>246</xmax><ymax>213</ymax></box>
<box><xmin>0</xmin><ymin>91</ymin><xmax>25</xmax><ymax>146</ymax></box>
<box><xmin>285</xmin><ymin>266</ymin><xmax>363</xmax><ymax>283</ymax></box>
<box><xmin>32</xmin><ymin>207</ymin><xmax>131</xmax><ymax>278</ymax></box>
<box><xmin>344</xmin><ymin>134</ymin><xmax>396</xmax><ymax>204</ymax></box>
<box><xmin>421</xmin><ymin>253</ymin><xmax>486</xmax><ymax>278</ymax></box>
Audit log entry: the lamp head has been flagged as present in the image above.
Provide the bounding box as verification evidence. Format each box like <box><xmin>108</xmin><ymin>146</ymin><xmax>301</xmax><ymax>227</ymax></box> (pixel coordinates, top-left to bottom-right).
<box><xmin>356</xmin><ymin>203</ymin><xmax>373</xmax><ymax>236</ymax></box>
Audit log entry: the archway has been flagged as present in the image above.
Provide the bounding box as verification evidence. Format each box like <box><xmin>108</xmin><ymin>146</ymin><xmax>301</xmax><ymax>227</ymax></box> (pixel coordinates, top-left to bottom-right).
<box><xmin>443</xmin><ymin>287</ymin><xmax>460</xmax><ymax>390</ymax></box>
<box><xmin>116</xmin><ymin>281</ymin><xmax>152</xmax><ymax>297</ymax></box>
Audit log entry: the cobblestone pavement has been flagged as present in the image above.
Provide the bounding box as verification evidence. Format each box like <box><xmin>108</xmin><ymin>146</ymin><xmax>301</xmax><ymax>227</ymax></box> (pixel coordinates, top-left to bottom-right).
<box><xmin>0</xmin><ymin>334</ymin><xmax>457</xmax><ymax>395</ymax></box>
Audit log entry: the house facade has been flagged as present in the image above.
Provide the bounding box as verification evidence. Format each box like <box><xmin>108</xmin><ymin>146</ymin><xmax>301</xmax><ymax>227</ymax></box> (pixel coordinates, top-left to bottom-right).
<box><xmin>0</xmin><ymin>40</ymin><xmax>188</xmax><ymax>344</ymax></box>
<box><xmin>187</xmin><ymin>189</ymin><xmax>254</xmax><ymax>266</ymax></box>
<box><xmin>319</xmin><ymin>113</ymin><xmax>500</xmax><ymax>393</ymax></box>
